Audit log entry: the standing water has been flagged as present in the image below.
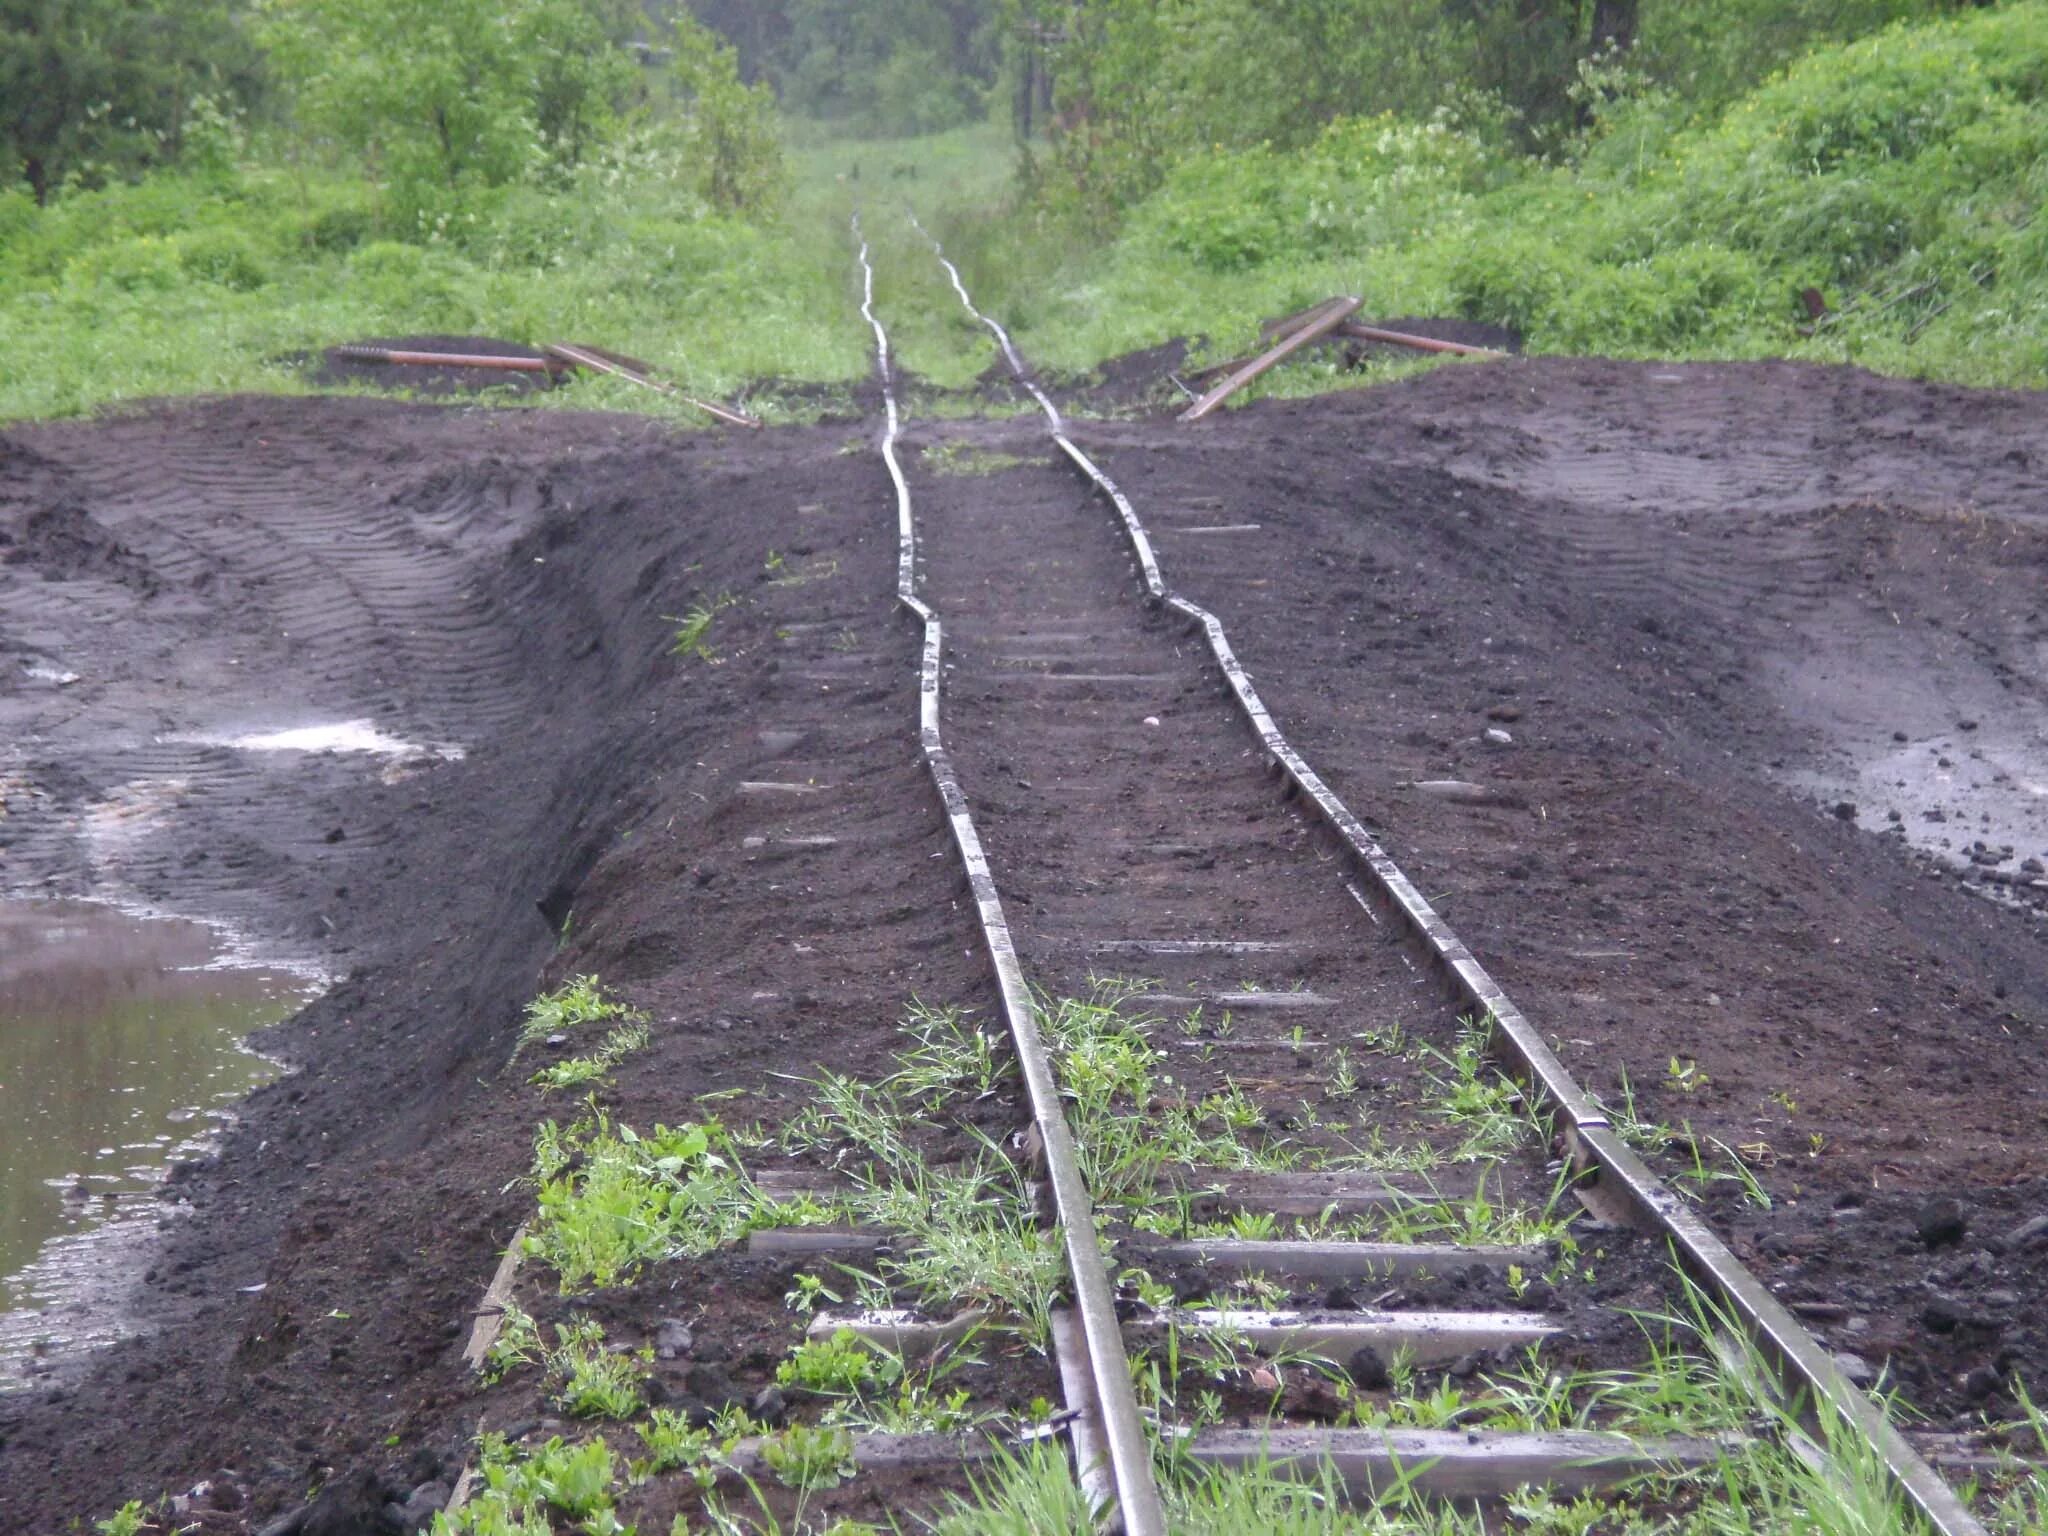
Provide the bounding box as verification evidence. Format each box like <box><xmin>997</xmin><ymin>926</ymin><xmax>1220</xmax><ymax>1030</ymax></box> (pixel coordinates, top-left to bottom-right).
<box><xmin>0</xmin><ymin>899</ymin><xmax>317</xmax><ymax>1383</ymax></box>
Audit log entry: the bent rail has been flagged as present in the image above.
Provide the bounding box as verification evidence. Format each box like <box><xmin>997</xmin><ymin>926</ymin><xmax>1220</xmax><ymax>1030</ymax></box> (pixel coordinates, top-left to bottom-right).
<box><xmin>853</xmin><ymin>215</ymin><xmax>1168</xmax><ymax>1536</ymax></box>
<box><xmin>909</xmin><ymin>214</ymin><xmax>1987</xmax><ymax>1536</ymax></box>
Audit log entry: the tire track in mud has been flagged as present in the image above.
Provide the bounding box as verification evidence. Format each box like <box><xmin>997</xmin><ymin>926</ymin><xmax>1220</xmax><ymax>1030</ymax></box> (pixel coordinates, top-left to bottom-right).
<box><xmin>2</xmin><ymin>403</ymin><xmax>665</xmax><ymax>939</ymax></box>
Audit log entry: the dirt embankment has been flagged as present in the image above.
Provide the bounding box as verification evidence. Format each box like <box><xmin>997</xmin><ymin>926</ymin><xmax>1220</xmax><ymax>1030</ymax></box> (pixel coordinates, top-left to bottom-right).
<box><xmin>0</xmin><ymin>392</ymin><xmax>962</xmax><ymax>1530</ymax></box>
<box><xmin>0</xmin><ymin>356</ymin><xmax>2044</xmax><ymax>1527</ymax></box>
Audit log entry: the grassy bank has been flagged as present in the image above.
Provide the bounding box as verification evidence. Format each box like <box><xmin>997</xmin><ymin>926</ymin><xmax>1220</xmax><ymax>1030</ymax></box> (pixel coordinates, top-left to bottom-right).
<box><xmin>5</xmin><ymin>7</ymin><xmax>2045</xmax><ymax>424</ymax></box>
<box><xmin>939</xmin><ymin>4</ymin><xmax>2048</xmax><ymax>396</ymax></box>
<box><xmin>0</xmin><ymin>129</ymin><xmax>872</xmax><ymax>424</ymax></box>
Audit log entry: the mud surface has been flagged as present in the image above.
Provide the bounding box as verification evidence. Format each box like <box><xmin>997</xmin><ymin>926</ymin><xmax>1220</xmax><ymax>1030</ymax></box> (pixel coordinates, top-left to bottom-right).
<box><xmin>0</xmin><ymin>355</ymin><xmax>2043</xmax><ymax>1527</ymax></box>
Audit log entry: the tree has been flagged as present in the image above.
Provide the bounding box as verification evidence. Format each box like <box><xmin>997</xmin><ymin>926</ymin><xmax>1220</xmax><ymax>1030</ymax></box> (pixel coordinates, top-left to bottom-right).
<box><xmin>664</xmin><ymin>8</ymin><xmax>785</xmax><ymax>213</ymax></box>
<box><xmin>258</xmin><ymin>0</ymin><xmax>641</xmax><ymax>218</ymax></box>
<box><xmin>1</xmin><ymin>0</ymin><xmax>258</xmax><ymax>202</ymax></box>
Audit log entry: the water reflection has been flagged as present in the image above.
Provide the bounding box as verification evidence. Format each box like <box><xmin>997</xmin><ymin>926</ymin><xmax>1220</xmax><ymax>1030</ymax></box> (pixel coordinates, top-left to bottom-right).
<box><xmin>0</xmin><ymin>900</ymin><xmax>315</xmax><ymax>1310</ymax></box>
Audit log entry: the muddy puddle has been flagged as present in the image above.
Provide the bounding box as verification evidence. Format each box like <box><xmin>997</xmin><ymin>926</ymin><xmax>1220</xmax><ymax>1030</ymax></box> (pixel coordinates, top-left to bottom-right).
<box><xmin>0</xmin><ymin>899</ymin><xmax>317</xmax><ymax>1385</ymax></box>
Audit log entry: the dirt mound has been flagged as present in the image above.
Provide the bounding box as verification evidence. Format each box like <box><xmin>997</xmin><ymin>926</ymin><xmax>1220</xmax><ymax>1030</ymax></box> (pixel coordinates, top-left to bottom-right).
<box><xmin>304</xmin><ymin>334</ymin><xmax>563</xmax><ymax>396</ymax></box>
<box><xmin>1</xmin><ymin>500</ymin><xmax>157</xmax><ymax>590</ymax></box>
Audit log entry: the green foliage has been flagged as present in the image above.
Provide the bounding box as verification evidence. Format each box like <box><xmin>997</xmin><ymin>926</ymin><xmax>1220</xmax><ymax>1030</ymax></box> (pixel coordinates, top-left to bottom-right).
<box><xmin>958</xmin><ymin>3</ymin><xmax>2048</xmax><ymax>394</ymax></box>
<box><xmin>177</xmin><ymin>228</ymin><xmax>268</xmax><ymax>290</ymax></box>
<box><xmin>758</xmin><ymin>1423</ymin><xmax>856</xmax><ymax>1492</ymax></box>
<box><xmin>528</xmin><ymin>1021</ymin><xmax>650</xmax><ymax>1093</ymax></box>
<box><xmin>256</xmin><ymin>0</ymin><xmax>641</xmax><ymax>227</ymax></box>
<box><xmin>664</xmin><ymin>13</ymin><xmax>787</xmax><ymax>215</ymax></box>
<box><xmin>0</xmin><ymin>131</ymin><xmax>864</xmax><ymax>422</ymax></box>
<box><xmin>667</xmin><ymin>592</ymin><xmax>739</xmax><ymax>661</ymax></box>
<box><xmin>514</xmin><ymin>975</ymin><xmax>641</xmax><ymax>1060</ymax></box>
<box><xmin>93</xmin><ymin>1503</ymin><xmax>152</xmax><ymax>1536</ymax></box>
<box><xmin>525</xmin><ymin>1112</ymin><xmax>794</xmax><ymax>1291</ymax></box>
<box><xmin>776</xmin><ymin>1328</ymin><xmax>891</xmax><ymax>1396</ymax></box>
<box><xmin>434</xmin><ymin>1433</ymin><xmax>624</xmax><ymax>1536</ymax></box>
<box><xmin>0</xmin><ymin>0</ymin><xmax>258</xmax><ymax>203</ymax></box>
<box><xmin>703</xmin><ymin>0</ymin><xmax>997</xmax><ymax>135</ymax></box>
<box><xmin>547</xmin><ymin>1318</ymin><xmax>649</xmax><ymax>1419</ymax></box>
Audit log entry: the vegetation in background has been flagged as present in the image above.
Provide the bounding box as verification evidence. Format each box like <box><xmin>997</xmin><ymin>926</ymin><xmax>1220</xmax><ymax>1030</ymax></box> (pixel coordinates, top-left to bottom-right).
<box><xmin>1</xmin><ymin>0</ymin><xmax>260</xmax><ymax>204</ymax></box>
<box><xmin>689</xmin><ymin>0</ymin><xmax>1003</xmax><ymax>137</ymax></box>
<box><xmin>5</xmin><ymin>2</ymin><xmax>2046</xmax><ymax>423</ymax></box>
<box><xmin>940</xmin><ymin>4</ymin><xmax>2048</xmax><ymax>393</ymax></box>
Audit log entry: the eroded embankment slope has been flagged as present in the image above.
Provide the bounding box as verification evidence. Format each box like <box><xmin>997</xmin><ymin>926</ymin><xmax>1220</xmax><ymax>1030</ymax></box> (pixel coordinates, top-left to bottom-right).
<box><xmin>0</xmin><ymin>394</ymin><xmax>930</xmax><ymax>1528</ymax></box>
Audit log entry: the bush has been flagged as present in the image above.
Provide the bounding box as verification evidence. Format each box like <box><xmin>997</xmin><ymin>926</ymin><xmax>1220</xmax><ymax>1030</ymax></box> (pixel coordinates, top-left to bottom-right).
<box><xmin>65</xmin><ymin>235</ymin><xmax>184</xmax><ymax>294</ymax></box>
<box><xmin>179</xmin><ymin>230</ymin><xmax>269</xmax><ymax>291</ymax></box>
<box><xmin>0</xmin><ymin>189</ymin><xmax>35</xmax><ymax>249</ymax></box>
<box><xmin>301</xmin><ymin>204</ymin><xmax>374</xmax><ymax>254</ymax></box>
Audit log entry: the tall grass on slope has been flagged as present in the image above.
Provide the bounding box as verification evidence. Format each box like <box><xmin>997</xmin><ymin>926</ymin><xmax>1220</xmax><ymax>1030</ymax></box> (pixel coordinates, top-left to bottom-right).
<box><xmin>947</xmin><ymin>4</ymin><xmax>2048</xmax><ymax>396</ymax></box>
<box><xmin>0</xmin><ymin>125</ymin><xmax>870</xmax><ymax>423</ymax></box>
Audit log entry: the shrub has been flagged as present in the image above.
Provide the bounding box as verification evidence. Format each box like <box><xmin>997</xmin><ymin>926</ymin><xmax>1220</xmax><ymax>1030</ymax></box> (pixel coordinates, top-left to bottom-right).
<box><xmin>65</xmin><ymin>236</ymin><xmax>183</xmax><ymax>294</ymax></box>
<box><xmin>178</xmin><ymin>230</ymin><xmax>269</xmax><ymax>290</ymax></box>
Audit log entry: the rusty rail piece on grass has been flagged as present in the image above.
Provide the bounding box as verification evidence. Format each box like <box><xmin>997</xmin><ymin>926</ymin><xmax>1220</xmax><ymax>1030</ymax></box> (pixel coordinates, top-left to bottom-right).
<box><xmin>852</xmin><ymin>213</ymin><xmax>1169</xmax><ymax>1536</ymax></box>
<box><xmin>328</xmin><ymin>341</ymin><xmax>761</xmax><ymax>427</ymax></box>
<box><xmin>1183</xmin><ymin>311</ymin><xmax>1509</xmax><ymax>386</ymax></box>
<box><xmin>910</xmin><ymin>215</ymin><xmax>1990</xmax><ymax>1536</ymax></box>
<box><xmin>541</xmin><ymin>342</ymin><xmax>763</xmax><ymax>429</ymax></box>
<box><xmin>1177</xmin><ymin>295</ymin><xmax>1363</xmax><ymax>421</ymax></box>
<box><xmin>1336</xmin><ymin>320</ymin><xmax>1509</xmax><ymax>357</ymax></box>
<box><xmin>330</xmin><ymin>345</ymin><xmax>565</xmax><ymax>373</ymax></box>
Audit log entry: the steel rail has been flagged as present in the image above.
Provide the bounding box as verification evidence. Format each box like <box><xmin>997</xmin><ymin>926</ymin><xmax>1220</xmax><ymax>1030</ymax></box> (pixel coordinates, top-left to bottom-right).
<box><xmin>909</xmin><ymin>216</ymin><xmax>1989</xmax><ymax>1536</ymax></box>
<box><xmin>852</xmin><ymin>216</ymin><xmax>1168</xmax><ymax>1536</ymax></box>
<box><xmin>330</xmin><ymin>345</ymin><xmax>563</xmax><ymax>372</ymax></box>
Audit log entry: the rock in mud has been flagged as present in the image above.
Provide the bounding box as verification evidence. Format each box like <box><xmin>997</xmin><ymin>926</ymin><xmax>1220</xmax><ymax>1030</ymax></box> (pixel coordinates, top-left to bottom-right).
<box><xmin>1834</xmin><ymin>1351</ymin><xmax>1877</xmax><ymax>1388</ymax></box>
<box><xmin>385</xmin><ymin>1480</ymin><xmax>450</xmax><ymax>1533</ymax></box>
<box><xmin>1347</xmin><ymin>1345</ymin><xmax>1390</xmax><ymax>1391</ymax></box>
<box><xmin>1917</xmin><ymin>1197</ymin><xmax>1967</xmax><ymax>1249</ymax></box>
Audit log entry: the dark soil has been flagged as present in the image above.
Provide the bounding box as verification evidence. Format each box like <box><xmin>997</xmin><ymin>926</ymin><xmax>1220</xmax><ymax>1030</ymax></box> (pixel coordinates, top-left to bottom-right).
<box><xmin>0</xmin><ymin>353</ymin><xmax>2043</xmax><ymax>1530</ymax></box>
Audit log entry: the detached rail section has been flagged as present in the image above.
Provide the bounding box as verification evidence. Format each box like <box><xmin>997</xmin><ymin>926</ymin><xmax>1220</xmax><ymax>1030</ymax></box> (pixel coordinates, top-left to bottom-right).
<box><xmin>853</xmin><ymin>218</ymin><xmax>1169</xmax><ymax>1536</ymax></box>
<box><xmin>904</xmin><ymin>214</ymin><xmax>1988</xmax><ymax>1536</ymax></box>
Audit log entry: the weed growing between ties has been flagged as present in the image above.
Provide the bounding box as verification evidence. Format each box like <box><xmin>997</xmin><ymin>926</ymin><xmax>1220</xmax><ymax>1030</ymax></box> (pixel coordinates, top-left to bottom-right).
<box><xmin>916</xmin><ymin>1286</ymin><xmax>2044</xmax><ymax>1536</ymax></box>
<box><xmin>513</xmin><ymin>976</ymin><xmax>653</xmax><ymax>1093</ymax></box>
<box><xmin>453</xmin><ymin>980</ymin><xmax>2048</xmax><ymax>1533</ymax></box>
<box><xmin>522</xmin><ymin>1111</ymin><xmax>807</xmax><ymax>1291</ymax></box>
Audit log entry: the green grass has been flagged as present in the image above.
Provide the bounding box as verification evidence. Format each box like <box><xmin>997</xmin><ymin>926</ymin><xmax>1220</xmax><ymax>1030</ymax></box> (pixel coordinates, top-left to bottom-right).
<box><xmin>512</xmin><ymin>975</ymin><xmax>644</xmax><ymax>1061</ymax></box>
<box><xmin>524</xmin><ymin>1111</ymin><xmax>801</xmax><ymax>1291</ymax></box>
<box><xmin>919</xmin><ymin>441</ymin><xmax>1050</xmax><ymax>477</ymax></box>
<box><xmin>0</xmin><ymin>124</ymin><xmax>870</xmax><ymax>424</ymax></box>
<box><xmin>936</xmin><ymin>4</ymin><xmax>2048</xmax><ymax>400</ymax></box>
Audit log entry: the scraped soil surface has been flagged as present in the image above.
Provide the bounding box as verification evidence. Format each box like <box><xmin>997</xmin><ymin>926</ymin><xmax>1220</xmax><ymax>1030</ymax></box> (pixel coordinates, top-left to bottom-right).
<box><xmin>0</xmin><ymin>355</ymin><xmax>2043</xmax><ymax>1530</ymax></box>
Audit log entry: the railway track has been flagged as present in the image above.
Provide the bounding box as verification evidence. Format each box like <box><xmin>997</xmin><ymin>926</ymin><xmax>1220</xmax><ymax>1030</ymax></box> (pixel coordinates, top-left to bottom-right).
<box><xmin>797</xmin><ymin>215</ymin><xmax>1993</xmax><ymax>1533</ymax></box>
<box><xmin>434</xmin><ymin>220</ymin><xmax>2010</xmax><ymax>1536</ymax></box>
